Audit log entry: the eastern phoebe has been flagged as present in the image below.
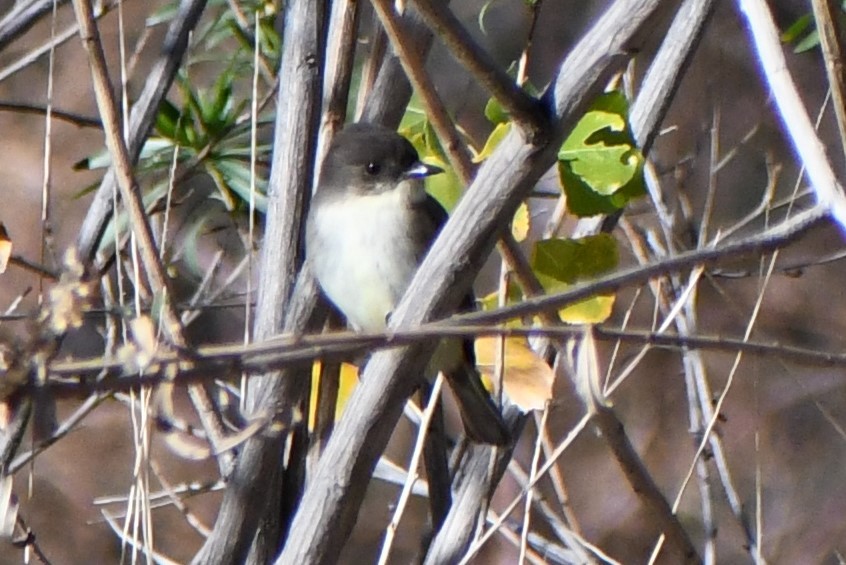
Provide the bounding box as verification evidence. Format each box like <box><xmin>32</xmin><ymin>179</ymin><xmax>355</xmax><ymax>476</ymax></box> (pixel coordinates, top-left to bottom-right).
<box><xmin>306</xmin><ymin>122</ymin><xmax>509</xmax><ymax>445</ymax></box>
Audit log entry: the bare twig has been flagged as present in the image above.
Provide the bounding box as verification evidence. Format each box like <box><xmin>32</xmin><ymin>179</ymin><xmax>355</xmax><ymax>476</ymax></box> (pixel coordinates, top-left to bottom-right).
<box><xmin>0</xmin><ymin>102</ymin><xmax>100</xmax><ymax>128</ymax></box>
<box><xmin>811</xmin><ymin>0</ymin><xmax>846</xmax><ymax>162</ymax></box>
<box><xmin>0</xmin><ymin>0</ymin><xmax>70</xmax><ymax>52</ymax></box>
<box><xmin>37</xmin><ymin>207</ymin><xmax>832</xmax><ymax>395</ymax></box>
<box><xmin>410</xmin><ymin>0</ymin><xmax>548</xmax><ymax>139</ymax></box>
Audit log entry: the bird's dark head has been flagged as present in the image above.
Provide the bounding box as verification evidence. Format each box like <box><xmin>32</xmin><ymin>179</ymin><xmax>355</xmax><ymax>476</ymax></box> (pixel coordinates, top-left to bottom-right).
<box><xmin>318</xmin><ymin>123</ymin><xmax>443</xmax><ymax>197</ymax></box>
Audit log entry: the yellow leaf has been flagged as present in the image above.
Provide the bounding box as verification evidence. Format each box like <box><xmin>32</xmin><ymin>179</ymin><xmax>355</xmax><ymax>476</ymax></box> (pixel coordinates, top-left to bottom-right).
<box><xmin>559</xmin><ymin>294</ymin><xmax>616</xmax><ymax>324</ymax></box>
<box><xmin>512</xmin><ymin>202</ymin><xmax>530</xmax><ymax>242</ymax></box>
<box><xmin>309</xmin><ymin>361</ymin><xmax>359</xmax><ymax>430</ymax></box>
<box><xmin>475</xmin><ymin>336</ymin><xmax>554</xmax><ymax>411</ymax></box>
<box><xmin>472</xmin><ymin>122</ymin><xmax>511</xmax><ymax>163</ymax></box>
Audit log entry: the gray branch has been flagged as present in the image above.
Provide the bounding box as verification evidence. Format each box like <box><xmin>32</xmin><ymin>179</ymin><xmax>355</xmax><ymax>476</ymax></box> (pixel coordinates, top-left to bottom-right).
<box><xmin>0</xmin><ymin>0</ymin><xmax>70</xmax><ymax>52</ymax></box>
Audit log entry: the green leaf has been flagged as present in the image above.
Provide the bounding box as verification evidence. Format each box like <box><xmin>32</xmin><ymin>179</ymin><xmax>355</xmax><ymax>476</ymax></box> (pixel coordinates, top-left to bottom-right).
<box><xmin>426</xmin><ymin>167</ymin><xmax>462</xmax><ymax>212</ymax></box>
<box><xmin>559</xmin><ymin>161</ymin><xmax>644</xmax><ymax>216</ymax></box>
<box><xmin>532</xmin><ymin>234</ymin><xmax>618</xmax><ymax>286</ymax></box>
<box><xmin>484</xmin><ymin>97</ymin><xmax>509</xmax><ymax>124</ymax></box>
<box><xmin>77</xmin><ymin>138</ymin><xmax>177</xmax><ymax>171</ymax></box>
<box><xmin>511</xmin><ymin>202</ymin><xmax>530</xmax><ymax>242</ymax></box>
<box><xmin>155</xmin><ymin>99</ymin><xmax>182</xmax><ymax>140</ymax></box>
<box><xmin>558</xmin><ymin>91</ymin><xmax>645</xmax><ymax>216</ymax></box>
<box><xmin>794</xmin><ymin>29</ymin><xmax>820</xmax><ymax>53</ymax></box>
<box><xmin>780</xmin><ymin>13</ymin><xmax>812</xmax><ymax>43</ymax></box>
<box><xmin>207</xmin><ymin>71</ymin><xmax>235</xmax><ymax>127</ymax></box>
<box><xmin>531</xmin><ymin>234</ymin><xmax>619</xmax><ymax>324</ymax></box>
<box><xmin>559</xmin><ymin>92</ymin><xmax>640</xmax><ymax>194</ymax></box>
<box><xmin>209</xmin><ymin>158</ymin><xmax>268</xmax><ymax>213</ymax></box>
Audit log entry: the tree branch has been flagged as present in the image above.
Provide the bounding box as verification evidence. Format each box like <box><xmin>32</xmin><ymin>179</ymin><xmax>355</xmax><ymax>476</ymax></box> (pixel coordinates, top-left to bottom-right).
<box><xmin>0</xmin><ymin>0</ymin><xmax>70</xmax><ymax>52</ymax></box>
<box><xmin>629</xmin><ymin>0</ymin><xmax>715</xmax><ymax>155</ymax></box>
<box><xmin>410</xmin><ymin>0</ymin><xmax>548</xmax><ymax>140</ymax></box>
<box><xmin>811</xmin><ymin>0</ymin><xmax>846</xmax><ymax>163</ymax></box>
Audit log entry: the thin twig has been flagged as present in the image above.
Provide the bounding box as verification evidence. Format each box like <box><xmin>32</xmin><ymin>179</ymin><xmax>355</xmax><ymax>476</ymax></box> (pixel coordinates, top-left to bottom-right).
<box><xmin>0</xmin><ymin>0</ymin><xmax>70</xmax><ymax>52</ymax></box>
<box><xmin>811</xmin><ymin>0</ymin><xmax>846</xmax><ymax>163</ymax></box>
<box><xmin>0</xmin><ymin>102</ymin><xmax>100</xmax><ymax>128</ymax></box>
<box><xmin>377</xmin><ymin>374</ymin><xmax>444</xmax><ymax>565</ymax></box>
<box><xmin>0</xmin><ymin>2</ymin><xmax>114</xmax><ymax>85</ymax></box>
<box><xmin>410</xmin><ymin>0</ymin><xmax>547</xmax><ymax>139</ymax></box>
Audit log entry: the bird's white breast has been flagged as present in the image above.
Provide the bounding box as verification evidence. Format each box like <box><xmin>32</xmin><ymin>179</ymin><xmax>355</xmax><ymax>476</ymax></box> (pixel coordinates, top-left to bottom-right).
<box><xmin>308</xmin><ymin>187</ymin><xmax>421</xmax><ymax>332</ymax></box>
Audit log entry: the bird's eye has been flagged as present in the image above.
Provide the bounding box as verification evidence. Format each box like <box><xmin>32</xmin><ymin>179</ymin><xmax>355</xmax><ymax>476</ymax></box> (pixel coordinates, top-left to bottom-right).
<box><xmin>365</xmin><ymin>162</ymin><xmax>381</xmax><ymax>176</ymax></box>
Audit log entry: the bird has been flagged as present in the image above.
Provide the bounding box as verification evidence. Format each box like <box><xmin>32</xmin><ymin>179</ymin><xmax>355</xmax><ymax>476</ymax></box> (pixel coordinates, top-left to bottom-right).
<box><xmin>305</xmin><ymin>122</ymin><xmax>509</xmax><ymax>445</ymax></box>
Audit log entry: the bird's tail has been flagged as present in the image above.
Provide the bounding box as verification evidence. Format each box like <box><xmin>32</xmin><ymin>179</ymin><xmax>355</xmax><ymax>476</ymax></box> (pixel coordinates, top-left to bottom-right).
<box><xmin>445</xmin><ymin>362</ymin><xmax>510</xmax><ymax>445</ymax></box>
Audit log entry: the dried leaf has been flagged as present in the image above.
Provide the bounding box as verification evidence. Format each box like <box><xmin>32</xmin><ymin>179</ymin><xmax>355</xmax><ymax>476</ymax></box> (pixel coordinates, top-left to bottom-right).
<box><xmin>475</xmin><ymin>337</ymin><xmax>554</xmax><ymax>411</ymax></box>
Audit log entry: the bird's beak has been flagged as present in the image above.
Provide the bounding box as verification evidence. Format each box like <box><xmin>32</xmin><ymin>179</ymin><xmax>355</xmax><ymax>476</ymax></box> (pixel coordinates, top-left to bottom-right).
<box><xmin>403</xmin><ymin>161</ymin><xmax>444</xmax><ymax>179</ymax></box>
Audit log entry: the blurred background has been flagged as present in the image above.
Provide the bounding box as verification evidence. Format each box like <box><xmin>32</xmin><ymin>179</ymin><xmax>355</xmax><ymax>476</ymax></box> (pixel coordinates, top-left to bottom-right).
<box><xmin>1</xmin><ymin>0</ymin><xmax>846</xmax><ymax>562</ymax></box>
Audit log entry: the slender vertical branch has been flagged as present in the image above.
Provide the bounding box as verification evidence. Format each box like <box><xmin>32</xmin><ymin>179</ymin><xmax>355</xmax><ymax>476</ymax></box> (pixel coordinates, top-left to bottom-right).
<box><xmin>194</xmin><ymin>0</ymin><xmax>327</xmax><ymax>562</ymax></box>
<box><xmin>811</xmin><ymin>0</ymin><xmax>846</xmax><ymax>163</ymax></box>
